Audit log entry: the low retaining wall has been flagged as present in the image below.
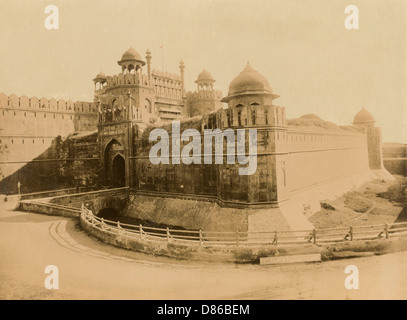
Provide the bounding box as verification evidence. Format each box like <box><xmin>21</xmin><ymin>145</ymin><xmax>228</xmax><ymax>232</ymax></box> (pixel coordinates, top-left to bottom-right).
<box><xmin>48</xmin><ymin>187</ymin><xmax>129</xmax><ymax>210</ymax></box>
<box><xmin>19</xmin><ymin>186</ymin><xmax>100</xmax><ymax>200</ymax></box>
<box><xmin>18</xmin><ymin>201</ymin><xmax>80</xmax><ymax>218</ymax></box>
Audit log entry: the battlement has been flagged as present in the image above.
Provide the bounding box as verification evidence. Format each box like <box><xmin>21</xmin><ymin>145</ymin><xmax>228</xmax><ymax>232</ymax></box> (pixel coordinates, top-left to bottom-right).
<box><xmin>151</xmin><ymin>69</ymin><xmax>182</xmax><ymax>81</ymax></box>
<box><xmin>188</xmin><ymin>90</ymin><xmax>223</xmax><ymax>101</ymax></box>
<box><xmin>0</xmin><ymin>92</ymin><xmax>97</xmax><ymax>115</ymax></box>
<box><xmin>100</xmin><ymin>73</ymin><xmax>153</xmax><ymax>91</ymax></box>
<box><xmin>0</xmin><ymin>92</ymin><xmax>75</xmax><ymax>112</ymax></box>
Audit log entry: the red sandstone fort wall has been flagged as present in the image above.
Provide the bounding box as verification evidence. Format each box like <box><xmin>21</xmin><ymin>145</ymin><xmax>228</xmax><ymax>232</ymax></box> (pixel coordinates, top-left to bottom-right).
<box><xmin>286</xmin><ymin>128</ymin><xmax>370</xmax><ymax>194</ymax></box>
<box><xmin>0</xmin><ymin>92</ymin><xmax>98</xmax><ymax>180</ymax></box>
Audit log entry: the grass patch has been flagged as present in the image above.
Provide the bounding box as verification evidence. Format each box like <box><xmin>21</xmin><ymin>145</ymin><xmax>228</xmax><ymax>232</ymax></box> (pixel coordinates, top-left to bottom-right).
<box><xmin>344</xmin><ymin>191</ymin><xmax>374</xmax><ymax>213</ymax></box>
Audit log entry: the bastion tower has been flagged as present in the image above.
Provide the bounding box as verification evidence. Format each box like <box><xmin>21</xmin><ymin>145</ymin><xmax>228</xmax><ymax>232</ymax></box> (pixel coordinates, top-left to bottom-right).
<box><xmin>220</xmin><ymin>63</ymin><xmax>288</xmax><ymax>205</ymax></box>
<box><xmin>353</xmin><ymin>107</ymin><xmax>384</xmax><ymax>170</ymax></box>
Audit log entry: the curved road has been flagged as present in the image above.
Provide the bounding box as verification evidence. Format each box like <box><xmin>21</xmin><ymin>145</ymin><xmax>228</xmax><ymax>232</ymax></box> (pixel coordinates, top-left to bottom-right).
<box><xmin>0</xmin><ymin>202</ymin><xmax>406</xmax><ymax>300</ymax></box>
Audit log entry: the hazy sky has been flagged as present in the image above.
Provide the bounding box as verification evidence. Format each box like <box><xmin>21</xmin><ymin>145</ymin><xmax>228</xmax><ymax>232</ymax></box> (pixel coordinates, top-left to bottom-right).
<box><xmin>0</xmin><ymin>0</ymin><xmax>406</xmax><ymax>142</ymax></box>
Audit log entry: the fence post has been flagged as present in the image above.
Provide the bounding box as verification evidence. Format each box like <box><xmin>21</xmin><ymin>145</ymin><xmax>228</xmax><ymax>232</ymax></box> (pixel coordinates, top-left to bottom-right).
<box><xmin>199</xmin><ymin>230</ymin><xmax>203</xmax><ymax>247</ymax></box>
<box><xmin>313</xmin><ymin>229</ymin><xmax>317</xmax><ymax>245</ymax></box>
<box><xmin>350</xmin><ymin>226</ymin><xmax>353</xmax><ymax>241</ymax></box>
<box><xmin>117</xmin><ymin>221</ymin><xmax>121</xmax><ymax>234</ymax></box>
<box><xmin>167</xmin><ymin>227</ymin><xmax>170</xmax><ymax>243</ymax></box>
<box><xmin>101</xmin><ymin>218</ymin><xmax>105</xmax><ymax>230</ymax></box>
<box><xmin>139</xmin><ymin>224</ymin><xmax>143</xmax><ymax>240</ymax></box>
<box><xmin>274</xmin><ymin>231</ymin><xmax>278</xmax><ymax>245</ymax></box>
<box><xmin>385</xmin><ymin>223</ymin><xmax>389</xmax><ymax>239</ymax></box>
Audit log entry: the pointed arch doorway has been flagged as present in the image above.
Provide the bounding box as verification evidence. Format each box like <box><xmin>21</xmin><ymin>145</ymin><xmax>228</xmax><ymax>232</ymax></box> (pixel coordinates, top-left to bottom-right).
<box><xmin>112</xmin><ymin>155</ymin><xmax>125</xmax><ymax>187</ymax></box>
<box><xmin>104</xmin><ymin>139</ymin><xmax>126</xmax><ymax>187</ymax></box>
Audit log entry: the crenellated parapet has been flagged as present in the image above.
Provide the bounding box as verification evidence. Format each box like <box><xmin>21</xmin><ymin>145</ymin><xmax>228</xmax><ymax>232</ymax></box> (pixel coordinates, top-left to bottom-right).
<box><xmin>151</xmin><ymin>69</ymin><xmax>182</xmax><ymax>81</ymax></box>
<box><xmin>0</xmin><ymin>91</ymin><xmax>98</xmax><ymax>139</ymax></box>
<box><xmin>0</xmin><ymin>92</ymin><xmax>76</xmax><ymax>112</ymax></box>
<box><xmin>0</xmin><ymin>92</ymin><xmax>98</xmax><ymax>116</ymax></box>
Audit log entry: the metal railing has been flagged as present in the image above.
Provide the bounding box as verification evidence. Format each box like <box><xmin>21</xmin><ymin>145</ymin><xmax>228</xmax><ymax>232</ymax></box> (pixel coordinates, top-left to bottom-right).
<box><xmin>80</xmin><ymin>204</ymin><xmax>407</xmax><ymax>247</ymax></box>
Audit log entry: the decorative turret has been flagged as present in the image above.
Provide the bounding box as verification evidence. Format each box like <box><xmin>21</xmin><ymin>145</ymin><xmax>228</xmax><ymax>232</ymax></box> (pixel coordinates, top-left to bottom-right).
<box><xmin>179</xmin><ymin>60</ymin><xmax>185</xmax><ymax>97</ymax></box>
<box><xmin>187</xmin><ymin>69</ymin><xmax>223</xmax><ymax>117</ymax></box>
<box><xmin>353</xmin><ymin>107</ymin><xmax>376</xmax><ymax>127</ymax></box>
<box><xmin>117</xmin><ymin>47</ymin><xmax>146</xmax><ymax>74</ymax></box>
<box><xmin>353</xmin><ymin>107</ymin><xmax>383</xmax><ymax>170</ymax></box>
<box><xmin>195</xmin><ymin>69</ymin><xmax>215</xmax><ymax>90</ymax></box>
<box><xmin>146</xmin><ymin>49</ymin><xmax>152</xmax><ymax>77</ymax></box>
<box><xmin>93</xmin><ymin>72</ymin><xmax>107</xmax><ymax>91</ymax></box>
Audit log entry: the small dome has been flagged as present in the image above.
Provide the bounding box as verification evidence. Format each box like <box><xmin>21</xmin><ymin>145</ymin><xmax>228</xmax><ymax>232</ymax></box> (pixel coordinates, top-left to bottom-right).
<box><xmin>197</xmin><ymin>69</ymin><xmax>214</xmax><ymax>82</ymax></box>
<box><xmin>95</xmin><ymin>72</ymin><xmax>106</xmax><ymax>79</ymax></box>
<box><xmin>229</xmin><ymin>63</ymin><xmax>272</xmax><ymax>95</ymax></box>
<box><xmin>121</xmin><ymin>47</ymin><xmax>143</xmax><ymax>61</ymax></box>
<box><xmin>93</xmin><ymin>71</ymin><xmax>107</xmax><ymax>82</ymax></box>
<box><xmin>353</xmin><ymin>107</ymin><xmax>375</xmax><ymax>125</ymax></box>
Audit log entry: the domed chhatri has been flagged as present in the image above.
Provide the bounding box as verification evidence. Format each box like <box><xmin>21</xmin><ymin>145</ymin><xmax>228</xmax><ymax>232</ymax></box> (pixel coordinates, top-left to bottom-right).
<box><xmin>196</xmin><ymin>69</ymin><xmax>215</xmax><ymax>82</ymax></box>
<box><xmin>94</xmin><ymin>72</ymin><xmax>106</xmax><ymax>80</ymax></box>
<box><xmin>353</xmin><ymin>107</ymin><xmax>376</xmax><ymax>126</ymax></box>
<box><xmin>222</xmin><ymin>62</ymin><xmax>279</xmax><ymax>102</ymax></box>
<box><xmin>93</xmin><ymin>72</ymin><xmax>107</xmax><ymax>90</ymax></box>
<box><xmin>121</xmin><ymin>47</ymin><xmax>144</xmax><ymax>63</ymax></box>
<box><xmin>117</xmin><ymin>47</ymin><xmax>146</xmax><ymax>74</ymax></box>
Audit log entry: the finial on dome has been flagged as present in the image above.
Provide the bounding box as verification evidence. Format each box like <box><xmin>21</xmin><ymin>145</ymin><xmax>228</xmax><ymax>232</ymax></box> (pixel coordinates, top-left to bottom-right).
<box><xmin>243</xmin><ymin>61</ymin><xmax>253</xmax><ymax>72</ymax></box>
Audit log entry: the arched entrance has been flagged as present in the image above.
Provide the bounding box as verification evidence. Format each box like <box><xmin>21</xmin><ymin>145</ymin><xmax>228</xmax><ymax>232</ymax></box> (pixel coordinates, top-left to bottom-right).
<box><xmin>112</xmin><ymin>155</ymin><xmax>125</xmax><ymax>187</ymax></box>
<box><xmin>104</xmin><ymin>139</ymin><xmax>126</xmax><ymax>187</ymax></box>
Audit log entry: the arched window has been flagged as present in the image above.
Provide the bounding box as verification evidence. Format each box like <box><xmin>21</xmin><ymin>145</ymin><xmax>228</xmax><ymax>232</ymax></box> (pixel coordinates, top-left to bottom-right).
<box><xmin>144</xmin><ymin>99</ymin><xmax>152</xmax><ymax>113</ymax></box>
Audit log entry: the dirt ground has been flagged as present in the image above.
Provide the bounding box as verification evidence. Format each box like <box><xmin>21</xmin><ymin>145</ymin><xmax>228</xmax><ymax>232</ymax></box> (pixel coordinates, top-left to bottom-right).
<box><xmin>309</xmin><ymin>175</ymin><xmax>407</xmax><ymax>229</ymax></box>
<box><xmin>1</xmin><ymin>202</ymin><xmax>407</xmax><ymax>299</ymax></box>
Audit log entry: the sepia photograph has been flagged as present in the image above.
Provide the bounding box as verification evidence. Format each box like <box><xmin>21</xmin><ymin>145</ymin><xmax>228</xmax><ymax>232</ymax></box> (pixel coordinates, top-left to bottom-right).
<box><xmin>0</xmin><ymin>0</ymin><xmax>406</xmax><ymax>304</ymax></box>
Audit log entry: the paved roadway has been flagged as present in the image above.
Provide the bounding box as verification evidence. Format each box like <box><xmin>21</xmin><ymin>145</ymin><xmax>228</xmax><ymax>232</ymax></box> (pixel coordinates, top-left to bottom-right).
<box><xmin>0</xmin><ymin>202</ymin><xmax>406</xmax><ymax>300</ymax></box>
